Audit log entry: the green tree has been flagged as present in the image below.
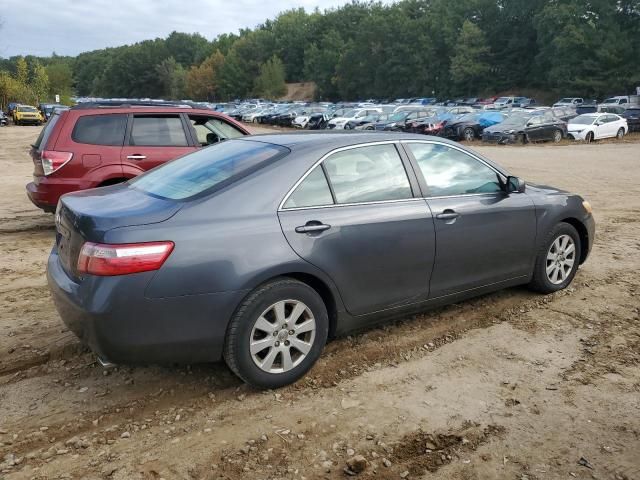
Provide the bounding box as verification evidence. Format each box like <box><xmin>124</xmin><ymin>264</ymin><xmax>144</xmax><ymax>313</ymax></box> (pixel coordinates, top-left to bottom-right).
<box><xmin>156</xmin><ymin>57</ymin><xmax>187</xmax><ymax>99</ymax></box>
<box><xmin>449</xmin><ymin>20</ymin><xmax>491</xmax><ymax>95</ymax></box>
<box><xmin>253</xmin><ymin>55</ymin><xmax>287</xmax><ymax>98</ymax></box>
<box><xmin>15</xmin><ymin>57</ymin><xmax>28</xmax><ymax>85</ymax></box>
<box><xmin>46</xmin><ymin>61</ymin><xmax>73</xmax><ymax>98</ymax></box>
<box><xmin>30</xmin><ymin>61</ymin><xmax>50</xmax><ymax>102</ymax></box>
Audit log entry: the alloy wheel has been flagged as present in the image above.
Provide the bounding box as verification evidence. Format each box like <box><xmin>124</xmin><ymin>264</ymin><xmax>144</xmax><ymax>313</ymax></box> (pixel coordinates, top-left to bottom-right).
<box><xmin>616</xmin><ymin>128</ymin><xmax>624</xmax><ymax>139</ymax></box>
<box><xmin>553</xmin><ymin>130</ymin><xmax>562</xmax><ymax>142</ymax></box>
<box><xmin>249</xmin><ymin>300</ymin><xmax>316</xmax><ymax>374</ymax></box>
<box><xmin>545</xmin><ymin>234</ymin><xmax>576</xmax><ymax>285</ymax></box>
<box><xmin>463</xmin><ymin>128</ymin><xmax>474</xmax><ymax>141</ymax></box>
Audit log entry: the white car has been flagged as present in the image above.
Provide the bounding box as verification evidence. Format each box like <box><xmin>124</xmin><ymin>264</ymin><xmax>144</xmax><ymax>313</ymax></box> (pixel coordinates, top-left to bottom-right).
<box><xmin>553</xmin><ymin>97</ymin><xmax>583</xmax><ymax>107</ymax></box>
<box><xmin>327</xmin><ymin>108</ymin><xmax>382</xmax><ymax>129</ymax></box>
<box><xmin>567</xmin><ymin>113</ymin><xmax>628</xmax><ymax>142</ymax></box>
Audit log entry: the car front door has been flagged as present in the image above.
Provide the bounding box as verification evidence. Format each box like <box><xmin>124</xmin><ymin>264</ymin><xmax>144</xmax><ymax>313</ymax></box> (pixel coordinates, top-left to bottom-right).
<box><xmin>121</xmin><ymin>114</ymin><xmax>196</xmax><ymax>172</ymax></box>
<box><xmin>403</xmin><ymin>141</ymin><xmax>537</xmax><ymax>299</ymax></box>
<box><xmin>278</xmin><ymin>142</ymin><xmax>436</xmax><ymax>316</ymax></box>
<box><xmin>524</xmin><ymin>116</ymin><xmax>543</xmax><ymax>141</ymax></box>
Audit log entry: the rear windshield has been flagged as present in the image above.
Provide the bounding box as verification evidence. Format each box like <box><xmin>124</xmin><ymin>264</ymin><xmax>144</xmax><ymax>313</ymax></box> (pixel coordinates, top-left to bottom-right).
<box><xmin>130</xmin><ymin>139</ymin><xmax>289</xmax><ymax>200</ymax></box>
<box><xmin>33</xmin><ymin>113</ymin><xmax>62</xmax><ymax>151</ymax></box>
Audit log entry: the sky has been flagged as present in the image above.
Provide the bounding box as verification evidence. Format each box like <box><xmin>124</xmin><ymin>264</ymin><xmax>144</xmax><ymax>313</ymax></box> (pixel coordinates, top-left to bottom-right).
<box><xmin>0</xmin><ymin>0</ymin><xmax>387</xmax><ymax>58</ymax></box>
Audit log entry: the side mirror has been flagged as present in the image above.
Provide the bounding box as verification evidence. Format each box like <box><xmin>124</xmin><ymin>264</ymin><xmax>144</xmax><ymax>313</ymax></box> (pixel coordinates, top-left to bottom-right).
<box><xmin>506</xmin><ymin>176</ymin><xmax>526</xmax><ymax>193</ymax></box>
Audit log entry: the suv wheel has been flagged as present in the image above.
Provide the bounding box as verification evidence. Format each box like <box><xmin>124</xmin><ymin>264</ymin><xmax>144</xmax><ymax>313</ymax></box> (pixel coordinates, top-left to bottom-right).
<box><xmin>529</xmin><ymin>223</ymin><xmax>581</xmax><ymax>294</ymax></box>
<box><xmin>223</xmin><ymin>278</ymin><xmax>328</xmax><ymax>389</ymax></box>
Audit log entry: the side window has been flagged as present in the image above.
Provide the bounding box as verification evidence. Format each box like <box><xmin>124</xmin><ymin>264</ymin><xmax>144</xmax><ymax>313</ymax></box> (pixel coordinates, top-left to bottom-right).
<box><xmin>323</xmin><ymin>144</ymin><xmax>412</xmax><ymax>204</ymax></box>
<box><xmin>284</xmin><ymin>166</ymin><xmax>334</xmax><ymax>209</ymax></box>
<box><xmin>188</xmin><ymin>115</ymin><xmax>242</xmax><ymax>146</ymax></box>
<box><xmin>130</xmin><ymin>115</ymin><xmax>188</xmax><ymax>146</ymax></box>
<box><xmin>528</xmin><ymin>116</ymin><xmax>542</xmax><ymax>125</ymax></box>
<box><xmin>407</xmin><ymin>143</ymin><xmax>502</xmax><ymax>197</ymax></box>
<box><xmin>72</xmin><ymin>114</ymin><xmax>127</xmax><ymax>146</ymax></box>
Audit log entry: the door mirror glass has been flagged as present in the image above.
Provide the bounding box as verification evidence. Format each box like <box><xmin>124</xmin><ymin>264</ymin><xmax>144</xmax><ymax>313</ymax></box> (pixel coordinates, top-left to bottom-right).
<box><xmin>507</xmin><ymin>176</ymin><xmax>526</xmax><ymax>193</ymax></box>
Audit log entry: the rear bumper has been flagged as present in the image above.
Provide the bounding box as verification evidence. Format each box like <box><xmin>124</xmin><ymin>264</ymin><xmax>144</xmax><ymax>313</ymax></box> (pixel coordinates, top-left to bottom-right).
<box><xmin>26</xmin><ymin>177</ymin><xmax>91</xmax><ymax>213</ymax></box>
<box><xmin>47</xmin><ymin>247</ymin><xmax>249</xmax><ymax>364</ymax></box>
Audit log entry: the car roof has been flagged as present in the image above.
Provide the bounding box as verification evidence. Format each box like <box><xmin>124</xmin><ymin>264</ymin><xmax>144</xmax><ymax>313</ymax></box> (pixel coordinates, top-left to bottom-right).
<box><xmin>238</xmin><ymin>131</ymin><xmax>463</xmax><ymax>150</ymax></box>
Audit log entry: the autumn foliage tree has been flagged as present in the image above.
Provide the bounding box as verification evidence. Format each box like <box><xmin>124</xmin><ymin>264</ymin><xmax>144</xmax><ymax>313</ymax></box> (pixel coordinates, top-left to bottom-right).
<box><xmin>185</xmin><ymin>50</ymin><xmax>225</xmax><ymax>100</ymax></box>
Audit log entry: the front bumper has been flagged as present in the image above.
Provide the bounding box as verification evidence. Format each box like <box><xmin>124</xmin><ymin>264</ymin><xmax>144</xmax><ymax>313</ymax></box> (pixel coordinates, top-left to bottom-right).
<box><xmin>47</xmin><ymin>247</ymin><xmax>250</xmax><ymax>364</ymax></box>
<box><xmin>16</xmin><ymin>116</ymin><xmax>42</xmax><ymax>124</ymax></box>
<box><xmin>567</xmin><ymin>130</ymin><xmax>588</xmax><ymax>141</ymax></box>
<box><xmin>482</xmin><ymin>132</ymin><xmax>519</xmax><ymax>144</ymax></box>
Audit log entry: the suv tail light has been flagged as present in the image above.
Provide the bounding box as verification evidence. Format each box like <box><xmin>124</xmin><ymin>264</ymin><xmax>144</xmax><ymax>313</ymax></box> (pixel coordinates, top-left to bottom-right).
<box><xmin>77</xmin><ymin>241</ymin><xmax>174</xmax><ymax>276</ymax></box>
<box><xmin>42</xmin><ymin>150</ymin><xmax>73</xmax><ymax>176</ymax></box>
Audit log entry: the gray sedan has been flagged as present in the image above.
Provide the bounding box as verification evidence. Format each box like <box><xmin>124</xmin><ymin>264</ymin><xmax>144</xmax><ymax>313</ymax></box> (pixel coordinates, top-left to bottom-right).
<box><xmin>48</xmin><ymin>133</ymin><xmax>595</xmax><ymax>388</ymax></box>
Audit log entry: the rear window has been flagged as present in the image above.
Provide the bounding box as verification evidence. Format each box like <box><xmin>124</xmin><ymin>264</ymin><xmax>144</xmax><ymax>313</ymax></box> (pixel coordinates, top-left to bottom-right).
<box><xmin>130</xmin><ymin>139</ymin><xmax>289</xmax><ymax>200</ymax></box>
<box><xmin>72</xmin><ymin>114</ymin><xmax>127</xmax><ymax>146</ymax></box>
<box><xmin>33</xmin><ymin>113</ymin><xmax>62</xmax><ymax>151</ymax></box>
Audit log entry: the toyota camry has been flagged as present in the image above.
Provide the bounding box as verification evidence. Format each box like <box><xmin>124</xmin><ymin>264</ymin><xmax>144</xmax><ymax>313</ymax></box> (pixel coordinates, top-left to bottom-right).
<box><xmin>48</xmin><ymin>133</ymin><xmax>595</xmax><ymax>388</ymax></box>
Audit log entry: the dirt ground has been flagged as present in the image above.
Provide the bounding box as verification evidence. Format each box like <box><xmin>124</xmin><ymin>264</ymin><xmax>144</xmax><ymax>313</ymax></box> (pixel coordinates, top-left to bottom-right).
<box><xmin>0</xmin><ymin>124</ymin><xmax>639</xmax><ymax>480</ymax></box>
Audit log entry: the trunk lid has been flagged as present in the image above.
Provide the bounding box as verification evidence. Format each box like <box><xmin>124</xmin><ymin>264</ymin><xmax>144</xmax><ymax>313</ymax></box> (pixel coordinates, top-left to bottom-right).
<box><xmin>56</xmin><ymin>184</ymin><xmax>181</xmax><ymax>279</ymax></box>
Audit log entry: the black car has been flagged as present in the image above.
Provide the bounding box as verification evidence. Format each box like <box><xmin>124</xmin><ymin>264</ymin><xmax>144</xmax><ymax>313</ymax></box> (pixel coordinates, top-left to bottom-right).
<box><xmin>482</xmin><ymin>112</ymin><xmax>567</xmax><ymax>144</ymax></box>
<box><xmin>441</xmin><ymin>112</ymin><xmax>506</xmax><ymax>141</ymax></box>
<box><xmin>622</xmin><ymin>107</ymin><xmax>640</xmax><ymax>132</ymax></box>
<box><xmin>47</xmin><ymin>133</ymin><xmax>594</xmax><ymax>388</ymax></box>
<box><xmin>345</xmin><ymin>113</ymin><xmax>384</xmax><ymax>130</ymax></box>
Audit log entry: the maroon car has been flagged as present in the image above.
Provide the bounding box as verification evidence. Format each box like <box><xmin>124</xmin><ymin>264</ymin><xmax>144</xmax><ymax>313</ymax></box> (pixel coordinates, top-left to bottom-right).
<box><xmin>26</xmin><ymin>101</ymin><xmax>249</xmax><ymax>212</ymax></box>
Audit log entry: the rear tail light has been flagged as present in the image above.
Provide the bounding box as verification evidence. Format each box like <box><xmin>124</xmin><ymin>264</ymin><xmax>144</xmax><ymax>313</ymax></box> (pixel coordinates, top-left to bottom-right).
<box><xmin>77</xmin><ymin>241</ymin><xmax>174</xmax><ymax>276</ymax></box>
<box><xmin>41</xmin><ymin>150</ymin><xmax>73</xmax><ymax>176</ymax></box>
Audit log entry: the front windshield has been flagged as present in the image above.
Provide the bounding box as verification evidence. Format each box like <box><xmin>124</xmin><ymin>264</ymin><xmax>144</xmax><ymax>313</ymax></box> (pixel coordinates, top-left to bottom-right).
<box><xmin>498</xmin><ymin>113</ymin><xmax>531</xmax><ymax>127</ymax></box>
<box><xmin>388</xmin><ymin>112</ymin><xmax>408</xmax><ymax>122</ymax></box>
<box><xmin>495</xmin><ymin>97</ymin><xmax>510</xmax><ymax>103</ymax></box>
<box><xmin>602</xmin><ymin>98</ymin><xmax>618</xmax><ymax>104</ymax></box>
<box><xmin>457</xmin><ymin>113</ymin><xmax>480</xmax><ymax>122</ymax></box>
<box><xmin>569</xmin><ymin>115</ymin><xmax>596</xmax><ymax>125</ymax></box>
<box><xmin>341</xmin><ymin>109</ymin><xmax>357</xmax><ymax>118</ymax></box>
<box><xmin>558</xmin><ymin>98</ymin><xmax>573</xmax><ymax>103</ymax></box>
<box><xmin>19</xmin><ymin>106</ymin><xmax>37</xmax><ymax>112</ymax></box>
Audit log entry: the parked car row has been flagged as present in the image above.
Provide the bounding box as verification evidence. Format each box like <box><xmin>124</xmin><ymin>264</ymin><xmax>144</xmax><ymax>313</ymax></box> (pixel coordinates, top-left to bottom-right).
<box><xmin>2</xmin><ymin>102</ymin><xmax>70</xmax><ymax>126</ymax></box>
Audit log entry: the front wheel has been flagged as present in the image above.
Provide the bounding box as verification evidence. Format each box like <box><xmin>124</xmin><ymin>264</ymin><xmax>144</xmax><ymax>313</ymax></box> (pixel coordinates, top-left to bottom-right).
<box><xmin>529</xmin><ymin>223</ymin><xmax>581</xmax><ymax>294</ymax></box>
<box><xmin>463</xmin><ymin>127</ymin><xmax>475</xmax><ymax>141</ymax></box>
<box><xmin>223</xmin><ymin>278</ymin><xmax>328</xmax><ymax>389</ymax></box>
<box><xmin>585</xmin><ymin>131</ymin><xmax>594</xmax><ymax>143</ymax></box>
<box><xmin>616</xmin><ymin>127</ymin><xmax>624</xmax><ymax>140</ymax></box>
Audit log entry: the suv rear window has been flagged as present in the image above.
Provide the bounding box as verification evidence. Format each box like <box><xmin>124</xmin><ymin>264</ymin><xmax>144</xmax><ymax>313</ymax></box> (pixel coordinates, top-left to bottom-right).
<box><xmin>72</xmin><ymin>114</ymin><xmax>127</xmax><ymax>145</ymax></box>
<box><xmin>130</xmin><ymin>139</ymin><xmax>289</xmax><ymax>200</ymax></box>
<box><xmin>33</xmin><ymin>112</ymin><xmax>62</xmax><ymax>151</ymax></box>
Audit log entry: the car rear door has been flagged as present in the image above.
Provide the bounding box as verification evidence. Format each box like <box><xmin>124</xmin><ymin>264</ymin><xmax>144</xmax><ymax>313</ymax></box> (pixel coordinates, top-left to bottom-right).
<box><xmin>403</xmin><ymin>141</ymin><xmax>537</xmax><ymax>298</ymax></box>
<box><xmin>278</xmin><ymin>142</ymin><xmax>436</xmax><ymax>316</ymax></box>
<box><xmin>121</xmin><ymin>113</ymin><xmax>196</xmax><ymax>172</ymax></box>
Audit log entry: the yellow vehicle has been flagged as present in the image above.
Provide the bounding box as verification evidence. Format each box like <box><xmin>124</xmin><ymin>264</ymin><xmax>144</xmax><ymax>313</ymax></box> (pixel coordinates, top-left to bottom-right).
<box><xmin>13</xmin><ymin>105</ymin><xmax>44</xmax><ymax>126</ymax></box>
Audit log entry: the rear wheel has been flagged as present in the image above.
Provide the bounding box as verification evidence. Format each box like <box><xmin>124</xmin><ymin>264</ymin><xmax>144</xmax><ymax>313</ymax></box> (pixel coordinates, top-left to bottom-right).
<box><xmin>223</xmin><ymin>278</ymin><xmax>328</xmax><ymax>389</ymax></box>
<box><xmin>552</xmin><ymin>129</ymin><xmax>562</xmax><ymax>143</ymax></box>
<box><xmin>529</xmin><ymin>223</ymin><xmax>581</xmax><ymax>294</ymax></box>
<box><xmin>616</xmin><ymin>127</ymin><xmax>624</xmax><ymax>140</ymax></box>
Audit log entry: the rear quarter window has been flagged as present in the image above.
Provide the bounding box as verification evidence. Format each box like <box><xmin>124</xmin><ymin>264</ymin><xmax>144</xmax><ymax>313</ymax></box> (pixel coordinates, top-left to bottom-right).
<box><xmin>33</xmin><ymin>113</ymin><xmax>62</xmax><ymax>151</ymax></box>
<box><xmin>72</xmin><ymin>114</ymin><xmax>127</xmax><ymax>146</ymax></box>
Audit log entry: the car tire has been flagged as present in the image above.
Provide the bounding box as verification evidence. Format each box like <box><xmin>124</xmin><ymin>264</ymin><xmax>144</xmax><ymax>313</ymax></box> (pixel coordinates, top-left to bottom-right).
<box><xmin>528</xmin><ymin>222</ymin><xmax>581</xmax><ymax>294</ymax></box>
<box><xmin>585</xmin><ymin>132</ymin><xmax>594</xmax><ymax>143</ymax></box>
<box><xmin>223</xmin><ymin>278</ymin><xmax>329</xmax><ymax>389</ymax></box>
<box><xmin>553</xmin><ymin>129</ymin><xmax>562</xmax><ymax>143</ymax></box>
<box><xmin>463</xmin><ymin>127</ymin><xmax>475</xmax><ymax>141</ymax></box>
<box><xmin>616</xmin><ymin>127</ymin><xmax>624</xmax><ymax>140</ymax></box>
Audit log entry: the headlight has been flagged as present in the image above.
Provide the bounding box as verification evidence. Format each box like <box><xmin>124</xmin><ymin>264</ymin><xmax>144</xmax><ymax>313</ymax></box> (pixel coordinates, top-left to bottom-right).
<box><xmin>582</xmin><ymin>200</ymin><xmax>592</xmax><ymax>214</ymax></box>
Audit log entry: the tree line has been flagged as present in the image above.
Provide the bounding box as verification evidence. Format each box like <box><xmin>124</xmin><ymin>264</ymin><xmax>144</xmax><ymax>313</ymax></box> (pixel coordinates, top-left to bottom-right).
<box><xmin>1</xmin><ymin>0</ymin><xmax>639</xmax><ymax>105</ymax></box>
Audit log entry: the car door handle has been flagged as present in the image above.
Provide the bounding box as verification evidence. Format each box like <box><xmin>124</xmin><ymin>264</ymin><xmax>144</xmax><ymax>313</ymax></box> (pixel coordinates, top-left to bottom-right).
<box><xmin>436</xmin><ymin>210</ymin><xmax>460</xmax><ymax>220</ymax></box>
<box><xmin>127</xmin><ymin>154</ymin><xmax>146</xmax><ymax>160</ymax></box>
<box><xmin>295</xmin><ymin>222</ymin><xmax>331</xmax><ymax>234</ymax></box>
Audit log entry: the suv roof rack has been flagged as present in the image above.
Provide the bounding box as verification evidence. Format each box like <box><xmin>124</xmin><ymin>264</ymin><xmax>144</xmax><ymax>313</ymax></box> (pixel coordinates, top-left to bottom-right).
<box><xmin>72</xmin><ymin>100</ymin><xmax>197</xmax><ymax>109</ymax></box>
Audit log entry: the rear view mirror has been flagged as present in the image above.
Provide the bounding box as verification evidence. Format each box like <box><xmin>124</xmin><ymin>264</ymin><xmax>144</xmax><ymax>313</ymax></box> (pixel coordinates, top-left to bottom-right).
<box><xmin>506</xmin><ymin>176</ymin><xmax>526</xmax><ymax>193</ymax></box>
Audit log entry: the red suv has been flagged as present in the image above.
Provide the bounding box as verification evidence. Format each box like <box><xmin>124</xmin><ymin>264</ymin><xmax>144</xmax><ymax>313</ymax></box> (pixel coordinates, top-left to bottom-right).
<box><xmin>26</xmin><ymin>102</ymin><xmax>250</xmax><ymax>212</ymax></box>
